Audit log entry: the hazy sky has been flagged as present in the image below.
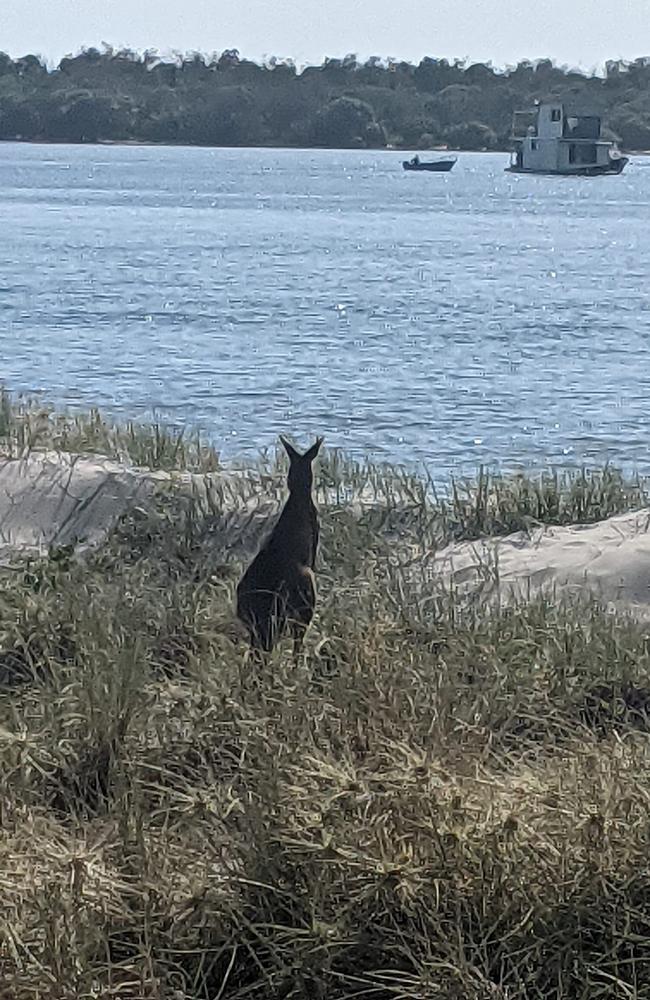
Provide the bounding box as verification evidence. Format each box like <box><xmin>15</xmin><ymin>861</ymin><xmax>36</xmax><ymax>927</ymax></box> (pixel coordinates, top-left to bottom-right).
<box><xmin>2</xmin><ymin>0</ymin><xmax>649</xmax><ymax>69</ymax></box>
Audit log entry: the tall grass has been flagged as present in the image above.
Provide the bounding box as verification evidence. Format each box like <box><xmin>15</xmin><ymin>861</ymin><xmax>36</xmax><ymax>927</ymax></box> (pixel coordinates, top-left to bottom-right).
<box><xmin>1</xmin><ymin>388</ymin><xmax>648</xmax><ymax>543</ymax></box>
<box><xmin>1</xmin><ymin>398</ymin><xmax>650</xmax><ymax>997</ymax></box>
<box><xmin>0</xmin><ymin>389</ymin><xmax>221</xmax><ymax>472</ymax></box>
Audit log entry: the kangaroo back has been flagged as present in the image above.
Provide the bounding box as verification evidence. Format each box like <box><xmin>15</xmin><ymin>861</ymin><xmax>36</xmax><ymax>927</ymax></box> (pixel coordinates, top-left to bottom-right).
<box><xmin>236</xmin><ymin>436</ymin><xmax>323</xmax><ymax>653</ymax></box>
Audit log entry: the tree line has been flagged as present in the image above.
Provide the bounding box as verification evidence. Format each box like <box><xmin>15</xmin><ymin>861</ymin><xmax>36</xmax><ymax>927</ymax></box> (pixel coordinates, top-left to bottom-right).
<box><xmin>1</xmin><ymin>48</ymin><xmax>650</xmax><ymax>151</ymax></box>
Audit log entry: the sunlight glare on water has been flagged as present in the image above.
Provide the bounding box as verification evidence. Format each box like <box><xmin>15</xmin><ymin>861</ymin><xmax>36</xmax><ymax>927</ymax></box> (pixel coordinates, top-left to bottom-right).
<box><xmin>1</xmin><ymin>143</ymin><xmax>649</xmax><ymax>476</ymax></box>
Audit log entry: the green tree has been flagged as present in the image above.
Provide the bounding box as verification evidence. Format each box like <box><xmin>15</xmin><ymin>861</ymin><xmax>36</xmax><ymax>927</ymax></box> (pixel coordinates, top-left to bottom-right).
<box><xmin>610</xmin><ymin>113</ymin><xmax>650</xmax><ymax>150</ymax></box>
<box><xmin>0</xmin><ymin>99</ymin><xmax>40</xmax><ymax>139</ymax></box>
<box><xmin>310</xmin><ymin>96</ymin><xmax>385</xmax><ymax>148</ymax></box>
<box><xmin>445</xmin><ymin>120</ymin><xmax>498</xmax><ymax>150</ymax></box>
<box><xmin>0</xmin><ymin>46</ymin><xmax>648</xmax><ymax>152</ymax></box>
<box><xmin>41</xmin><ymin>94</ymin><xmax>119</xmax><ymax>142</ymax></box>
<box><xmin>180</xmin><ymin>87</ymin><xmax>262</xmax><ymax>145</ymax></box>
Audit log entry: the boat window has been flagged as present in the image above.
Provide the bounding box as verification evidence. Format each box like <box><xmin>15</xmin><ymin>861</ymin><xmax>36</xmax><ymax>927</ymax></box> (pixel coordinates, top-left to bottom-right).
<box><xmin>578</xmin><ymin>143</ymin><xmax>597</xmax><ymax>164</ymax></box>
<box><xmin>569</xmin><ymin>143</ymin><xmax>597</xmax><ymax>165</ymax></box>
<box><xmin>551</xmin><ymin>108</ymin><xmax>561</xmax><ymax>122</ymax></box>
<box><xmin>568</xmin><ymin>116</ymin><xmax>600</xmax><ymax>139</ymax></box>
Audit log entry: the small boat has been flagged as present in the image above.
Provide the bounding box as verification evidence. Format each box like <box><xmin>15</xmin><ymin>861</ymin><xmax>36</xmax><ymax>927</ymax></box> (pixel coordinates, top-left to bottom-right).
<box><xmin>505</xmin><ymin>103</ymin><xmax>629</xmax><ymax>176</ymax></box>
<box><xmin>402</xmin><ymin>155</ymin><xmax>456</xmax><ymax>172</ymax></box>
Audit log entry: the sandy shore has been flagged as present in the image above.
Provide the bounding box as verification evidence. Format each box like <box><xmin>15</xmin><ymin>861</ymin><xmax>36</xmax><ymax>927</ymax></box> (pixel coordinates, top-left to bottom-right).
<box><xmin>431</xmin><ymin>509</ymin><xmax>650</xmax><ymax>617</ymax></box>
<box><xmin>2</xmin><ymin>450</ymin><xmax>650</xmax><ymax>616</ymax></box>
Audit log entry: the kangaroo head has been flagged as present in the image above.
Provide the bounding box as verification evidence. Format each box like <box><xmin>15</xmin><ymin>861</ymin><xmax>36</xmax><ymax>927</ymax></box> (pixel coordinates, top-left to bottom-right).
<box><xmin>280</xmin><ymin>436</ymin><xmax>323</xmax><ymax>493</ymax></box>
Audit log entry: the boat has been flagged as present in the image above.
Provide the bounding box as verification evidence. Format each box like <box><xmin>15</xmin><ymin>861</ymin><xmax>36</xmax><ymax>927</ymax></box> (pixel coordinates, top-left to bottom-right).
<box><xmin>505</xmin><ymin>103</ymin><xmax>629</xmax><ymax>176</ymax></box>
<box><xmin>402</xmin><ymin>155</ymin><xmax>456</xmax><ymax>172</ymax></box>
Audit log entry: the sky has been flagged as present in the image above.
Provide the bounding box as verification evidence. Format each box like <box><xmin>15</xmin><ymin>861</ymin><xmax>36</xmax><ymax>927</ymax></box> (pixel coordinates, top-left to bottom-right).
<box><xmin>1</xmin><ymin>0</ymin><xmax>649</xmax><ymax>70</ymax></box>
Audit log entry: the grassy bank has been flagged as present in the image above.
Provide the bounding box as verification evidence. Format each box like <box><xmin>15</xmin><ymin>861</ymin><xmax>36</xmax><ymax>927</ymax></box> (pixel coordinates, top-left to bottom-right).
<box><xmin>1</xmin><ymin>396</ymin><xmax>650</xmax><ymax>998</ymax></box>
<box><xmin>2</xmin><ymin>389</ymin><xmax>649</xmax><ymax>542</ymax></box>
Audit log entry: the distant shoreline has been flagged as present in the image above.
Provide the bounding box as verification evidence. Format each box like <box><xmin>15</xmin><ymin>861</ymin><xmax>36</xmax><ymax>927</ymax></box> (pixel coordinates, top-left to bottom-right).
<box><xmin>0</xmin><ymin>136</ymin><xmax>504</xmax><ymax>154</ymax></box>
<box><xmin>3</xmin><ymin>138</ymin><xmax>649</xmax><ymax>156</ymax></box>
<box><xmin>3</xmin><ymin>52</ymin><xmax>650</xmax><ymax>157</ymax></box>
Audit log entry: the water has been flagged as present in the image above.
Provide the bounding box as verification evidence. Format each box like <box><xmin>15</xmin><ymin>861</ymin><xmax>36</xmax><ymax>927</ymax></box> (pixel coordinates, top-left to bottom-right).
<box><xmin>1</xmin><ymin>142</ymin><xmax>649</xmax><ymax>475</ymax></box>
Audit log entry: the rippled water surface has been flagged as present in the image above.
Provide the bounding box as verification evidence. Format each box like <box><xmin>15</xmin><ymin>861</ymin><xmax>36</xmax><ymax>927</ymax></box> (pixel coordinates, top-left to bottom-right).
<box><xmin>1</xmin><ymin>142</ymin><xmax>649</xmax><ymax>473</ymax></box>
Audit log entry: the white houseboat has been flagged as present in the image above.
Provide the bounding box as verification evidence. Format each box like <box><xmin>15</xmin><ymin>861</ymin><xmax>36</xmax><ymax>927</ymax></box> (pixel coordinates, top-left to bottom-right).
<box><xmin>506</xmin><ymin>103</ymin><xmax>629</xmax><ymax>176</ymax></box>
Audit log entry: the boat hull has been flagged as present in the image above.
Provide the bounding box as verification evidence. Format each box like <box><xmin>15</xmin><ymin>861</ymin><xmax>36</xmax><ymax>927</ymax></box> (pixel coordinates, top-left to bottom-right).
<box><xmin>505</xmin><ymin>156</ymin><xmax>629</xmax><ymax>176</ymax></box>
<box><xmin>403</xmin><ymin>160</ymin><xmax>456</xmax><ymax>172</ymax></box>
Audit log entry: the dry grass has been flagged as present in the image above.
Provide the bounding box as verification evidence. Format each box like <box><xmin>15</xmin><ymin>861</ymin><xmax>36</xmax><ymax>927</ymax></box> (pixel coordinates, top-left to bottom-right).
<box><xmin>0</xmin><ymin>389</ymin><xmax>221</xmax><ymax>473</ymax></box>
<box><xmin>1</xmin><ymin>388</ymin><xmax>648</xmax><ymax>544</ymax></box>
<box><xmin>1</xmin><ymin>399</ymin><xmax>650</xmax><ymax>997</ymax></box>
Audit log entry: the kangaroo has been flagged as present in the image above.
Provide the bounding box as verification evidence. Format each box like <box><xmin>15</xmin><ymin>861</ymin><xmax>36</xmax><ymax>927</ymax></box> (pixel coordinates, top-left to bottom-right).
<box><xmin>236</xmin><ymin>436</ymin><xmax>323</xmax><ymax>657</ymax></box>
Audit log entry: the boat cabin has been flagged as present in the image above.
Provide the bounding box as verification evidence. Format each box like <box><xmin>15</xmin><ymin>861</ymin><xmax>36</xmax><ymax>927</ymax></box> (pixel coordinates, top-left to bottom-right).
<box><xmin>508</xmin><ymin>103</ymin><xmax>626</xmax><ymax>175</ymax></box>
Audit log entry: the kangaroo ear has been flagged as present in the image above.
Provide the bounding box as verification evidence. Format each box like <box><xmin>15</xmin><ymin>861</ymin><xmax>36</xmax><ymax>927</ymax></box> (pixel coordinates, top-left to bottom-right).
<box><xmin>305</xmin><ymin>436</ymin><xmax>324</xmax><ymax>462</ymax></box>
<box><xmin>279</xmin><ymin>435</ymin><xmax>300</xmax><ymax>461</ymax></box>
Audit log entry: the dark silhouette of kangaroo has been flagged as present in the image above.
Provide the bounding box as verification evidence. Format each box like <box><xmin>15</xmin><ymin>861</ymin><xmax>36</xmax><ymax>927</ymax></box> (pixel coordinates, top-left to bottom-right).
<box><xmin>236</xmin><ymin>436</ymin><xmax>323</xmax><ymax>656</ymax></box>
